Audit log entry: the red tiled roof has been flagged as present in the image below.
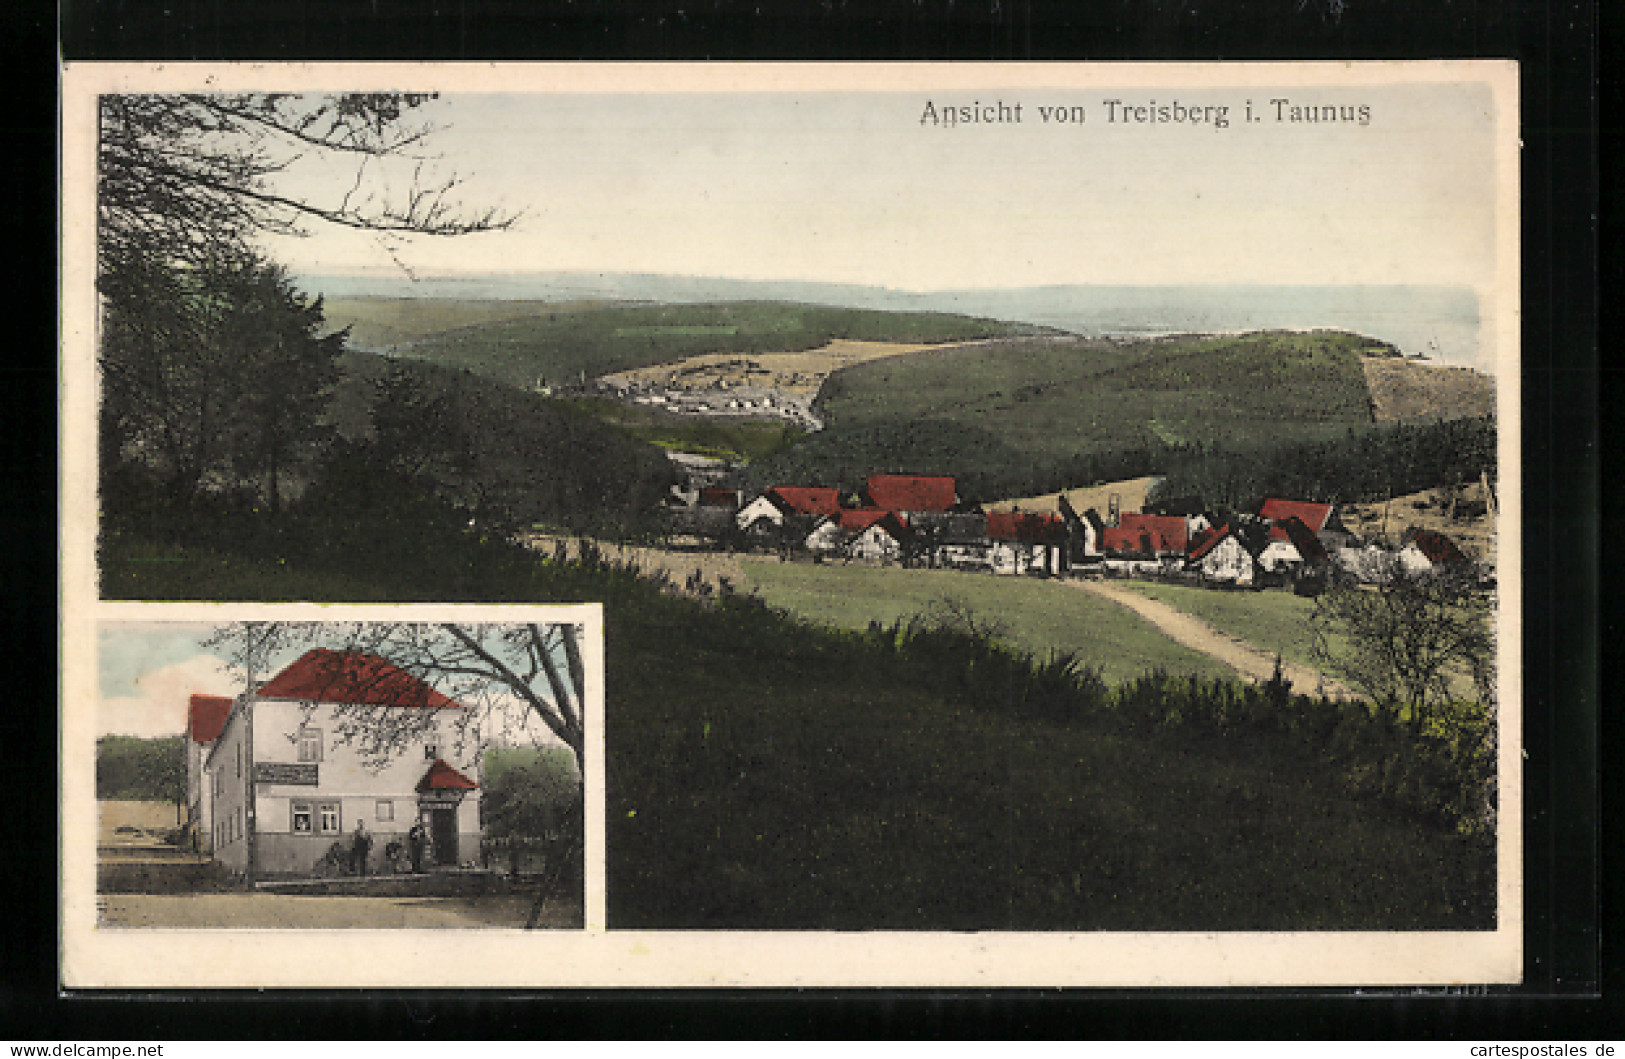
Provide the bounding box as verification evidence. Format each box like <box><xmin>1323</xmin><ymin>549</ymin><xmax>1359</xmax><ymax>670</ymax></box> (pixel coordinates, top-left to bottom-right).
<box><xmin>767</xmin><ymin>486</ymin><xmax>842</xmax><ymax>517</ymax></box>
<box><xmin>1268</xmin><ymin>516</ymin><xmax>1329</xmax><ymax>562</ymax></box>
<box><xmin>1259</xmin><ymin>498</ymin><xmax>1334</xmax><ymax>533</ymax></box>
<box><xmin>188</xmin><ymin>694</ymin><xmax>233</xmax><ymax>744</ymax></box>
<box><xmin>865</xmin><ymin>475</ymin><xmax>957</xmax><ymax>513</ymax></box>
<box><xmin>257</xmin><ymin>648</ymin><xmax>462</xmax><ymax>709</ymax></box>
<box><xmin>838</xmin><ymin>508</ymin><xmax>910</xmax><ymax>540</ymax></box>
<box><xmin>1188</xmin><ymin>523</ymin><xmax>1233</xmax><ymax>562</ymax></box>
<box><xmin>1405</xmin><ymin>528</ymin><xmax>1467</xmax><ymax>565</ymax></box>
<box><xmin>697</xmin><ymin>488</ymin><xmax>740</xmax><ymax>508</ymax></box>
<box><xmin>417</xmin><ymin>758</ymin><xmax>478</xmax><ymax>791</ymax></box>
<box><xmin>986</xmin><ymin>511</ymin><xmax>1067</xmax><ymax>543</ymax></box>
<box><xmin>1101</xmin><ymin>513</ymin><xmax>1188</xmax><ymax>555</ymax></box>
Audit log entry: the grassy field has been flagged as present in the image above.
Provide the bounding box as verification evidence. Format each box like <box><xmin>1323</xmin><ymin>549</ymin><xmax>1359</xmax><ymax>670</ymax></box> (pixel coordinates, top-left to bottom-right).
<box><xmin>609</xmin><ymin>588</ymin><xmax>1494</xmax><ymax>931</ymax></box>
<box><xmin>740</xmin><ymin>560</ymin><xmax>1237</xmax><ymax>684</ymax></box>
<box><xmin>1117</xmin><ymin>580</ymin><xmax>1482</xmax><ymax>702</ymax></box>
<box><xmin>818</xmin><ymin>330</ymin><xmax>1379</xmax><ymax>463</ymax></box>
<box><xmin>366</xmin><ymin>300</ymin><xmax>1037</xmax><ymax>393</ymax></box>
<box><xmin>1116</xmin><ymin>581</ymin><xmax>1329</xmax><ymax>679</ymax></box>
<box><xmin>986</xmin><ymin>475</ymin><xmax>1160</xmax><ymax>516</ymax></box>
<box><xmin>1362</xmin><ymin>356</ymin><xmax>1495</xmax><ymax>423</ymax></box>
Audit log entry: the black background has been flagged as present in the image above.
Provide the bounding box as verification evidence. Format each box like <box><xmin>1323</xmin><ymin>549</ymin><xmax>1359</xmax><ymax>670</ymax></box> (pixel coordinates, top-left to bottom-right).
<box><xmin>6</xmin><ymin>0</ymin><xmax>1605</xmax><ymax>1038</ymax></box>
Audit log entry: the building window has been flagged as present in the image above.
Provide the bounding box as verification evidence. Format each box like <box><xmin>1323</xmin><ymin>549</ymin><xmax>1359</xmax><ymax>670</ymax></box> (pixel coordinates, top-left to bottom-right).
<box><xmin>318</xmin><ymin>802</ymin><xmax>341</xmax><ymax>835</ymax></box>
<box><xmin>297</xmin><ymin>728</ymin><xmax>323</xmax><ymax>763</ymax></box>
<box><xmin>236</xmin><ymin>745</ymin><xmax>242</xmax><ymax>778</ymax></box>
<box><xmin>376</xmin><ymin>800</ymin><xmax>394</xmax><ymax>822</ymax></box>
<box><xmin>291</xmin><ymin>802</ymin><xmax>313</xmax><ymax>833</ymax></box>
<box><xmin>424</xmin><ymin>744</ymin><xmax>438</xmax><ymax>760</ymax></box>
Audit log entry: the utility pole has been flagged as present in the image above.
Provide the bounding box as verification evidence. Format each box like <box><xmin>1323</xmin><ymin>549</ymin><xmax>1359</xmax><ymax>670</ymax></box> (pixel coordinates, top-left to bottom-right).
<box><xmin>243</xmin><ymin>623</ymin><xmax>259</xmax><ymax>887</ymax></box>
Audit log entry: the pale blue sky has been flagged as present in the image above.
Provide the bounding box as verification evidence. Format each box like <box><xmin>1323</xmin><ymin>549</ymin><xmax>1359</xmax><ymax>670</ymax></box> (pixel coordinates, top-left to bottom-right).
<box><xmin>259</xmin><ymin>82</ymin><xmax>1501</xmax><ymax>294</ymax></box>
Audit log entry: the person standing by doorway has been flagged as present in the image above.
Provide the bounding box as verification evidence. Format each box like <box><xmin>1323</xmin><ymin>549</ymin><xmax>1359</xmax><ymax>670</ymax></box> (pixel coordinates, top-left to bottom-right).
<box><xmin>352</xmin><ymin>821</ymin><xmax>373</xmax><ymax>877</ymax></box>
<box><xmin>408</xmin><ymin>820</ymin><xmax>427</xmax><ymax>874</ymax></box>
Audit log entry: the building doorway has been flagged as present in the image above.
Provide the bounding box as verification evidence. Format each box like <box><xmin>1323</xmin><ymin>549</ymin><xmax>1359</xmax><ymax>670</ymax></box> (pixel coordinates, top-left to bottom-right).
<box><xmin>429</xmin><ymin>806</ymin><xmax>458</xmax><ymax>866</ymax></box>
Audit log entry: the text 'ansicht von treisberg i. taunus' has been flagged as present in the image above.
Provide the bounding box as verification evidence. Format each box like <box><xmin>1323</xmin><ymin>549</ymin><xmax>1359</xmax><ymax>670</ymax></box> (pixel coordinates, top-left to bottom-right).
<box><xmin>918</xmin><ymin>98</ymin><xmax>1373</xmax><ymax>130</ymax></box>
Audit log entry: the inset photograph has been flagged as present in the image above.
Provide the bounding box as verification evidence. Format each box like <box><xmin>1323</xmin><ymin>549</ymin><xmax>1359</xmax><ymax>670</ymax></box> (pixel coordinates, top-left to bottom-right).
<box><xmin>95</xmin><ymin>617</ymin><xmax>589</xmax><ymax>930</ymax></box>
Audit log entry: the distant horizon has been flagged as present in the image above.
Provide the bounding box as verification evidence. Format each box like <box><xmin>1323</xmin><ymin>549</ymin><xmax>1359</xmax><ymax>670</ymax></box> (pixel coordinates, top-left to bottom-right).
<box><xmin>298</xmin><ymin>269</ymin><xmax>1491</xmax><ymax>372</ymax></box>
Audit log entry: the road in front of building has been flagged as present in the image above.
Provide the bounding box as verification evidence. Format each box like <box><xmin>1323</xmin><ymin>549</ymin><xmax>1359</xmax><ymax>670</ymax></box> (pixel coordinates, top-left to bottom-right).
<box><xmin>96</xmin><ymin>893</ymin><xmax>583</xmax><ymax>929</ymax></box>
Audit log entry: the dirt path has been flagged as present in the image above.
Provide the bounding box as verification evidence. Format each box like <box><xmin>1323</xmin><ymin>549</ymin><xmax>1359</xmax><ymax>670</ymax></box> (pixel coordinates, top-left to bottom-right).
<box><xmin>96</xmin><ymin>893</ymin><xmax>579</xmax><ymax>929</ymax></box>
<box><xmin>1065</xmin><ymin>579</ymin><xmax>1360</xmax><ymax>700</ymax></box>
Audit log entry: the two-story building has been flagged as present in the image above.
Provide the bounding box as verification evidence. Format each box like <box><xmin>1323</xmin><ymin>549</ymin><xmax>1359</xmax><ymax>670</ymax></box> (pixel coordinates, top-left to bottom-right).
<box><xmin>202</xmin><ymin>647</ymin><xmax>485</xmax><ymax>879</ymax></box>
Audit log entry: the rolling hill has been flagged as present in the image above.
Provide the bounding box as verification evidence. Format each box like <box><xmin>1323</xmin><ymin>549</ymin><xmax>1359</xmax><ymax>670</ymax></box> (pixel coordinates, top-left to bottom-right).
<box><xmin>324</xmin><ymin>298</ymin><xmax>1043</xmax><ymax>394</ymax></box>
<box><xmin>752</xmin><ymin>330</ymin><xmax>1390</xmax><ymax>500</ymax></box>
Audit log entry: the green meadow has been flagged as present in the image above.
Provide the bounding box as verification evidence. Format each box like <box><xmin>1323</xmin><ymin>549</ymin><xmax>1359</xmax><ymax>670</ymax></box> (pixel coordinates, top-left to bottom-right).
<box><xmin>741</xmin><ymin>560</ymin><xmax>1237</xmax><ymax>684</ymax></box>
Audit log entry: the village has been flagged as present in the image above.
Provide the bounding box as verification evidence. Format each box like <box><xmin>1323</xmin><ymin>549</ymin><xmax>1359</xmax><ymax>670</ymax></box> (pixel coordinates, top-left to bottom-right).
<box><xmin>658</xmin><ymin>471</ymin><xmax>1490</xmax><ymax>591</ymax></box>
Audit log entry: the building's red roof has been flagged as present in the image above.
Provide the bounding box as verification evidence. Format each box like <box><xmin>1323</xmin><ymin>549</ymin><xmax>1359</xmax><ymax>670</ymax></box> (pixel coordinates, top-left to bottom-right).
<box><xmin>1101</xmin><ymin>513</ymin><xmax>1188</xmax><ymax>555</ymax></box>
<box><xmin>1259</xmin><ymin>498</ymin><xmax>1334</xmax><ymax>533</ymax></box>
<box><xmin>864</xmin><ymin>475</ymin><xmax>957</xmax><ymax>513</ymax></box>
<box><xmin>1188</xmin><ymin>523</ymin><xmax>1234</xmax><ymax>562</ymax></box>
<box><xmin>417</xmin><ymin>758</ymin><xmax>479</xmax><ymax>791</ymax></box>
<box><xmin>187</xmin><ymin>694</ymin><xmax>233</xmax><ymax>744</ymax></box>
<box><xmin>986</xmin><ymin>511</ymin><xmax>1067</xmax><ymax>543</ymax></box>
<box><xmin>257</xmin><ymin>648</ymin><xmax>463</xmax><ymax>709</ymax></box>
<box><xmin>1267</xmin><ymin>516</ymin><xmax>1329</xmax><ymax>562</ymax></box>
<box><xmin>697</xmin><ymin>487</ymin><xmax>740</xmax><ymax>509</ymax></box>
<box><xmin>1405</xmin><ymin>528</ymin><xmax>1467</xmax><ymax>565</ymax></box>
<box><xmin>837</xmin><ymin>508</ymin><xmax>910</xmax><ymax>540</ymax></box>
<box><xmin>767</xmin><ymin>486</ymin><xmax>842</xmax><ymax>517</ymax></box>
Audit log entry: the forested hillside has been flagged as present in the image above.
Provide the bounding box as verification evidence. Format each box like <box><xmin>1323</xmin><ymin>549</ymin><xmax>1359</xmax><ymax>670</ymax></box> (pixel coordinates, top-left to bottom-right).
<box><xmin>374</xmin><ymin>300</ymin><xmax>1042</xmax><ymax>393</ymax></box>
<box><xmin>328</xmin><ymin>352</ymin><xmax>677</xmax><ymax>537</ymax></box>
<box><xmin>97</xmin><ymin>736</ymin><xmax>185</xmax><ymax>802</ymax></box>
<box><xmin>1152</xmin><ymin>415</ymin><xmax>1497</xmax><ymax>513</ymax></box>
<box><xmin>752</xmin><ymin>330</ymin><xmax>1387</xmax><ymax>501</ymax></box>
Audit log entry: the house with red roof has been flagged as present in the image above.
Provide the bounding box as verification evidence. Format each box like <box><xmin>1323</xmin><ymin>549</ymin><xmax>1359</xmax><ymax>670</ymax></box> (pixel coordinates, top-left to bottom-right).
<box><xmin>863</xmin><ymin>474</ymin><xmax>959</xmax><ymax>515</ymax></box>
<box><xmin>802</xmin><ymin>508</ymin><xmax>913</xmax><ymax>563</ymax></box>
<box><xmin>1187</xmin><ymin>523</ymin><xmax>1258</xmax><ymax>585</ymax></box>
<box><xmin>736</xmin><ymin>486</ymin><xmax>843</xmax><ymax>536</ymax></box>
<box><xmin>1258</xmin><ymin>498</ymin><xmax>1356</xmax><ymax>548</ymax></box>
<box><xmin>184</xmin><ymin>694</ymin><xmax>233</xmax><ymax>854</ymax></box>
<box><xmin>1256</xmin><ymin>516</ymin><xmax>1330</xmax><ymax>575</ymax></box>
<box><xmin>1399</xmin><ymin>527</ymin><xmax>1469</xmax><ymax>575</ymax></box>
<box><xmin>1100</xmin><ymin>512</ymin><xmax>1189</xmax><ymax>558</ymax></box>
<box><xmin>200</xmin><ymin>648</ymin><xmax>485</xmax><ymax>878</ymax></box>
<box><xmin>986</xmin><ymin>511</ymin><xmax>1069</xmax><ymax>576</ymax></box>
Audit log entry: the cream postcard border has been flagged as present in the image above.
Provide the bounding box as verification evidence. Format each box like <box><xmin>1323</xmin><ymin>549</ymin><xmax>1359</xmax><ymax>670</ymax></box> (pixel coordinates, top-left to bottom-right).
<box><xmin>60</xmin><ymin>60</ymin><xmax>1521</xmax><ymax>989</ymax></box>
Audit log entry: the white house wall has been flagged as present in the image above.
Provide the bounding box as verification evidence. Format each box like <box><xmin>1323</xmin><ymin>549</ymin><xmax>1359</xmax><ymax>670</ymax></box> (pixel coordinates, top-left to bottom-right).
<box><xmin>1198</xmin><ymin>536</ymin><xmax>1256</xmax><ymax>585</ymax></box>
<box><xmin>990</xmin><ymin>541</ymin><xmax>1063</xmax><ymax>575</ymax></box>
<box><xmin>250</xmin><ymin>699</ymin><xmax>484</xmax><ymax>875</ymax></box>
<box><xmin>1257</xmin><ymin>540</ymin><xmax>1302</xmax><ymax>573</ymax></box>
<box><xmin>203</xmin><ymin>698</ymin><xmax>485</xmax><ymax>877</ymax></box>
<box><xmin>735</xmin><ymin>495</ymin><xmax>783</xmax><ymax>531</ymax></box>
<box><xmin>185</xmin><ymin>740</ymin><xmax>213</xmax><ymax>854</ymax></box>
<box><xmin>848</xmin><ymin>525</ymin><xmax>902</xmax><ymax>563</ymax></box>
<box><xmin>1397</xmin><ymin>543</ymin><xmax>1436</xmax><ymax>576</ymax></box>
<box><xmin>206</xmin><ymin>703</ymin><xmax>251</xmax><ymax>875</ymax></box>
<box><xmin>804</xmin><ymin>520</ymin><xmax>845</xmax><ymax>555</ymax></box>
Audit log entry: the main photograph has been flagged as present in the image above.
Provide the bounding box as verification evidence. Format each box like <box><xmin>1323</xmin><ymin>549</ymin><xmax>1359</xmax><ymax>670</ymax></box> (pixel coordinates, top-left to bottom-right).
<box><xmin>89</xmin><ymin>68</ymin><xmax>1512</xmax><ymax>932</ymax></box>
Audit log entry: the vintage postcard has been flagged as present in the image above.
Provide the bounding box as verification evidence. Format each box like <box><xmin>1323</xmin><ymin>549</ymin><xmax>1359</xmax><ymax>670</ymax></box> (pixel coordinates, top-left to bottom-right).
<box><xmin>61</xmin><ymin>61</ymin><xmax>1520</xmax><ymax>987</ymax></box>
